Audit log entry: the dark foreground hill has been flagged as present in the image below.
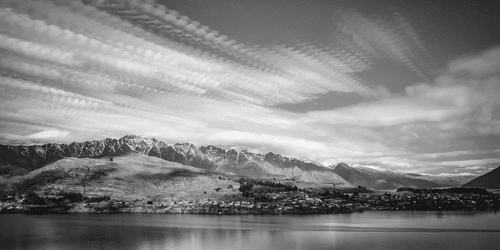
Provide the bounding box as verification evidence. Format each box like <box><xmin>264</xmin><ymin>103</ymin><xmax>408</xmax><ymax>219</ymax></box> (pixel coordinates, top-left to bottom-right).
<box><xmin>0</xmin><ymin>135</ymin><xmax>349</xmax><ymax>185</ymax></box>
<box><xmin>463</xmin><ymin>166</ymin><xmax>500</xmax><ymax>189</ymax></box>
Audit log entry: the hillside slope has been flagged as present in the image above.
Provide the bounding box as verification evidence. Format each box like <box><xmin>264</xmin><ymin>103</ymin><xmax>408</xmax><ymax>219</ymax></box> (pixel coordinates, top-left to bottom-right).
<box><xmin>10</xmin><ymin>151</ymin><xmax>240</xmax><ymax>201</ymax></box>
<box><xmin>463</xmin><ymin>166</ymin><xmax>500</xmax><ymax>189</ymax></box>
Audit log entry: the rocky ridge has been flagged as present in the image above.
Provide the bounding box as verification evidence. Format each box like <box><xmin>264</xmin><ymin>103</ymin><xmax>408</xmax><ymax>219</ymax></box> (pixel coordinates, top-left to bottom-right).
<box><xmin>0</xmin><ymin>135</ymin><xmax>350</xmax><ymax>185</ymax></box>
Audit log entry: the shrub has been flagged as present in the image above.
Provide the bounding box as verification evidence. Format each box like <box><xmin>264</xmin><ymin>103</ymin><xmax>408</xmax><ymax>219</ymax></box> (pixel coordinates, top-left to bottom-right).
<box><xmin>86</xmin><ymin>195</ymin><xmax>111</xmax><ymax>203</ymax></box>
<box><xmin>60</xmin><ymin>192</ymin><xmax>85</xmax><ymax>202</ymax></box>
<box><xmin>23</xmin><ymin>192</ymin><xmax>46</xmax><ymax>205</ymax></box>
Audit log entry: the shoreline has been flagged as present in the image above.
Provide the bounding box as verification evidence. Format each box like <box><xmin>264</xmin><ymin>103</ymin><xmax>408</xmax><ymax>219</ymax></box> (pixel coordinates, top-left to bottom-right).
<box><xmin>2</xmin><ymin>187</ymin><xmax>498</xmax><ymax>215</ymax></box>
<box><xmin>1</xmin><ymin>203</ymin><xmax>497</xmax><ymax>215</ymax></box>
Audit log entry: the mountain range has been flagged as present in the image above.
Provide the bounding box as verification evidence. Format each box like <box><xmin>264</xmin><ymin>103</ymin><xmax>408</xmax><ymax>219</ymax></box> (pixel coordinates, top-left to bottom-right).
<box><xmin>332</xmin><ymin>163</ymin><xmax>442</xmax><ymax>189</ymax></box>
<box><xmin>0</xmin><ymin>135</ymin><xmax>349</xmax><ymax>185</ymax></box>
<box><xmin>405</xmin><ymin>173</ymin><xmax>478</xmax><ymax>187</ymax></box>
<box><xmin>0</xmin><ymin>135</ymin><xmax>484</xmax><ymax>190</ymax></box>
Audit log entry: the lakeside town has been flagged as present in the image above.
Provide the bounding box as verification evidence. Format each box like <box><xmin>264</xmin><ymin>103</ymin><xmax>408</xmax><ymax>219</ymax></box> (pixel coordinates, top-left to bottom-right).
<box><xmin>1</xmin><ymin>178</ymin><xmax>499</xmax><ymax>214</ymax></box>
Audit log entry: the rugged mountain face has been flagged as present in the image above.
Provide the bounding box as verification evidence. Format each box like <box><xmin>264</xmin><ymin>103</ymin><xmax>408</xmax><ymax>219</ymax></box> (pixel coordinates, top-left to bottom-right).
<box><xmin>0</xmin><ymin>135</ymin><xmax>153</xmax><ymax>172</ymax></box>
<box><xmin>0</xmin><ymin>135</ymin><xmax>350</xmax><ymax>185</ymax></box>
<box><xmin>463</xmin><ymin>166</ymin><xmax>500</xmax><ymax>189</ymax></box>
<box><xmin>332</xmin><ymin>163</ymin><xmax>441</xmax><ymax>189</ymax></box>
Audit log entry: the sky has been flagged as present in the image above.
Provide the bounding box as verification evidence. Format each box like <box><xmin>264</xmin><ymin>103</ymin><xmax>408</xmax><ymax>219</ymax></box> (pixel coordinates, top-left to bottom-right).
<box><xmin>0</xmin><ymin>0</ymin><xmax>499</xmax><ymax>175</ymax></box>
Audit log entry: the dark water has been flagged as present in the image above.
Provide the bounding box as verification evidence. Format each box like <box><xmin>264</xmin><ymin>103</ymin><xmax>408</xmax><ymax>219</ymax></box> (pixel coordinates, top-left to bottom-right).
<box><xmin>1</xmin><ymin>211</ymin><xmax>500</xmax><ymax>250</ymax></box>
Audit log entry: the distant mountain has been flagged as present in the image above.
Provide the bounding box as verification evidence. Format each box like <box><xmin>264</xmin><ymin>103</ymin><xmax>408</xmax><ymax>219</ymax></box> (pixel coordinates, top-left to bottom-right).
<box><xmin>0</xmin><ymin>135</ymin><xmax>350</xmax><ymax>185</ymax></box>
<box><xmin>406</xmin><ymin>173</ymin><xmax>477</xmax><ymax>187</ymax></box>
<box><xmin>332</xmin><ymin>163</ymin><xmax>441</xmax><ymax>189</ymax></box>
<box><xmin>8</xmin><ymin>151</ymin><xmax>237</xmax><ymax>200</ymax></box>
<box><xmin>462</xmin><ymin>166</ymin><xmax>500</xmax><ymax>189</ymax></box>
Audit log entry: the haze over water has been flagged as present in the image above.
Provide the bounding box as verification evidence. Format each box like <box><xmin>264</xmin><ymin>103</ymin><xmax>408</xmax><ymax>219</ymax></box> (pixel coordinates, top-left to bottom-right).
<box><xmin>2</xmin><ymin>211</ymin><xmax>500</xmax><ymax>250</ymax></box>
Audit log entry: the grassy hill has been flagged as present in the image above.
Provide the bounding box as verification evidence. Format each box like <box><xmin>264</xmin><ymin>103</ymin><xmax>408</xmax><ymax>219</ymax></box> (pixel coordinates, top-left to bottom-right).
<box><xmin>9</xmin><ymin>151</ymin><xmax>243</xmax><ymax>202</ymax></box>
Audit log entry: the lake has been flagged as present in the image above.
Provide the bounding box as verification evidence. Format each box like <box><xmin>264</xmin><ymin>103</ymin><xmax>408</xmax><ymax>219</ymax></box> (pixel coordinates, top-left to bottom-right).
<box><xmin>1</xmin><ymin>211</ymin><xmax>499</xmax><ymax>250</ymax></box>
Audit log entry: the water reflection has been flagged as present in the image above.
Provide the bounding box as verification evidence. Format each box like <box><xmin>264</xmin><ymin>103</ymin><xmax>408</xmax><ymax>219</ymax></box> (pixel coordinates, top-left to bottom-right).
<box><xmin>1</xmin><ymin>212</ymin><xmax>499</xmax><ymax>250</ymax></box>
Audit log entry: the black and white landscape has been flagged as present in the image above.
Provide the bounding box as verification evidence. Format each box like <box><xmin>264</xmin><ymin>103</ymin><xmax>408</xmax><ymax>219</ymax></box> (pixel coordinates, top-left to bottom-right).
<box><xmin>0</xmin><ymin>0</ymin><xmax>499</xmax><ymax>249</ymax></box>
<box><xmin>0</xmin><ymin>135</ymin><xmax>496</xmax><ymax>213</ymax></box>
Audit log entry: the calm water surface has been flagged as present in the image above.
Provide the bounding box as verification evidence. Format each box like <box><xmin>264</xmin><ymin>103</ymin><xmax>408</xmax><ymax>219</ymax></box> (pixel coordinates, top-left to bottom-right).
<box><xmin>1</xmin><ymin>211</ymin><xmax>499</xmax><ymax>250</ymax></box>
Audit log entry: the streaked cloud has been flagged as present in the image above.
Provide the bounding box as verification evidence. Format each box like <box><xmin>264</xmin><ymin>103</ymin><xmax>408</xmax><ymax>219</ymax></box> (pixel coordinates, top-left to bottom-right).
<box><xmin>333</xmin><ymin>7</ymin><xmax>432</xmax><ymax>81</ymax></box>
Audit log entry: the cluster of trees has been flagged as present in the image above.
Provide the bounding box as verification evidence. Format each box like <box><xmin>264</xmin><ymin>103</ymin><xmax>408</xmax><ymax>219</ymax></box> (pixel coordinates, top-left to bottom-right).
<box><xmin>23</xmin><ymin>191</ymin><xmax>84</xmax><ymax>205</ymax></box>
<box><xmin>232</xmin><ymin>178</ymin><xmax>353</xmax><ymax>200</ymax></box>
<box><xmin>236</xmin><ymin>178</ymin><xmax>305</xmax><ymax>197</ymax></box>
<box><xmin>22</xmin><ymin>192</ymin><xmax>110</xmax><ymax>206</ymax></box>
<box><xmin>238</xmin><ymin>181</ymin><xmax>254</xmax><ymax>197</ymax></box>
<box><xmin>237</xmin><ymin>178</ymin><xmax>298</xmax><ymax>189</ymax></box>
<box><xmin>86</xmin><ymin>195</ymin><xmax>111</xmax><ymax>203</ymax></box>
<box><xmin>253</xmin><ymin>180</ymin><xmax>288</xmax><ymax>188</ymax></box>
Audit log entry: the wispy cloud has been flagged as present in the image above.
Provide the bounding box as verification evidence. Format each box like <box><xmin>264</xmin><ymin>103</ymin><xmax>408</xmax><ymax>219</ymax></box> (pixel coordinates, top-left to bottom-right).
<box><xmin>333</xmin><ymin>7</ymin><xmax>433</xmax><ymax>81</ymax></box>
